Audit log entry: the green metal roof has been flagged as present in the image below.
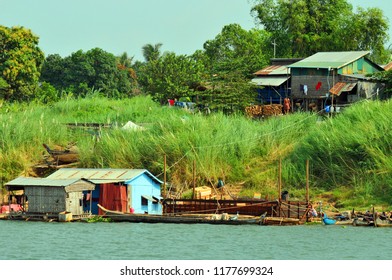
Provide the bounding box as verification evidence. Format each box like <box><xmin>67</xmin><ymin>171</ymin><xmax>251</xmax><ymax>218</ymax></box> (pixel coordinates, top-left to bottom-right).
<box><xmin>288</xmin><ymin>51</ymin><xmax>370</xmax><ymax>69</ymax></box>
<box><xmin>251</xmin><ymin>77</ymin><xmax>289</xmax><ymax>86</ymax></box>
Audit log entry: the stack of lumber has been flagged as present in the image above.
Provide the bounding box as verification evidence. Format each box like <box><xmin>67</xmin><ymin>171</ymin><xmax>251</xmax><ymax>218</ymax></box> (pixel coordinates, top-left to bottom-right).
<box><xmin>245</xmin><ymin>105</ymin><xmax>263</xmax><ymax>117</ymax></box>
<box><xmin>262</xmin><ymin>104</ymin><xmax>283</xmax><ymax>116</ymax></box>
<box><xmin>194</xmin><ymin>186</ymin><xmax>211</xmax><ymax>199</ymax></box>
<box><xmin>245</xmin><ymin>104</ymin><xmax>283</xmax><ymax>117</ymax></box>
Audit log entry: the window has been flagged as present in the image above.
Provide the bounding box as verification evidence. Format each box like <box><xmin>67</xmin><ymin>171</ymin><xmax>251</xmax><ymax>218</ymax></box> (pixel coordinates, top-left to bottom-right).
<box><xmin>141</xmin><ymin>197</ymin><xmax>148</xmax><ymax>206</ymax></box>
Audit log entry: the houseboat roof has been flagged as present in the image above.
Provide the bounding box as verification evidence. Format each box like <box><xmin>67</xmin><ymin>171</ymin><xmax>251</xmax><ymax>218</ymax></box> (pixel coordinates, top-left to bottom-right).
<box><xmin>288</xmin><ymin>51</ymin><xmax>371</xmax><ymax>69</ymax></box>
<box><xmin>5</xmin><ymin>177</ymin><xmax>95</xmax><ymax>191</ymax></box>
<box><xmin>46</xmin><ymin>168</ymin><xmax>163</xmax><ymax>184</ymax></box>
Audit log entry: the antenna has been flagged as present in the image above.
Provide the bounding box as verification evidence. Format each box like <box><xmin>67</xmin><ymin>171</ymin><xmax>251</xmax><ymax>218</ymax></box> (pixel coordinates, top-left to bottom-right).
<box><xmin>272</xmin><ymin>39</ymin><xmax>277</xmax><ymax>58</ymax></box>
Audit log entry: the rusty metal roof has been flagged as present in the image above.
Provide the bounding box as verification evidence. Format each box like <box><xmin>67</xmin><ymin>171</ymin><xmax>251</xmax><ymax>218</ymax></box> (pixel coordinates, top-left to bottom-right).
<box><xmin>254</xmin><ymin>65</ymin><xmax>289</xmax><ymax>76</ymax></box>
<box><xmin>289</xmin><ymin>51</ymin><xmax>370</xmax><ymax>69</ymax></box>
<box><xmin>329</xmin><ymin>82</ymin><xmax>357</xmax><ymax>96</ymax></box>
<box><xmin>46</xmin><ymin>168</ymin><xmax>163</xmax><ymax>184</ymax></box>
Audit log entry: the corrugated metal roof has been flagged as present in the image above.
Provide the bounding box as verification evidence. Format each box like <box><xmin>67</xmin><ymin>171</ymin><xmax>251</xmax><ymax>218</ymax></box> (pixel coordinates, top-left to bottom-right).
<box><xmin>251</xmin><ymin>77</ymin><xmax>289</xmax><ymax>86</ymax></box>
<box><xmin>329</xmin><ymin>82</ymin><xmax>357</xmax><ymax>95</ymax></box>
<box><xmin>46</xmin><ymin>168</ymin><xmax>163</xmax><ymax>184</ymax></box>
<box><xmin>5</xmin><ymin>177</ymin><xmax>90</xmax><ymax>187</ymax></box>
<box><xmin>253</xmin><ymin>65</ymin><xmax>289</xmax><ymax>76</ymax></box>
<box><xmin>288</xmin><ymin>51</ymin><xmax>370</xmax><ymax>69</ymax></box>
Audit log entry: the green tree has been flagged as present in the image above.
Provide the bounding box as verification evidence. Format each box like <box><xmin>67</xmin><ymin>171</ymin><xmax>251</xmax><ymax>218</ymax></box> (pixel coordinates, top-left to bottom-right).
<box><xmin>251</xmin><ymin>0</ymin><xmax>389</xmax><ymax>63</ymax></box>
<box><xmin>142</xmin><ymin>43</ymin><xmax>163</xmax><ymax>62</ymax></box>
<box><xmin>202</xmin><ymin>24</ymin><xmax>270</xmax><ymax>78</ymax></box>
<box><xmin>138</xmin><ymin>52</ymin><xmax>204</xmax><ymax>104</ymax></box>
<box><xmin>41</xmin><ymin>48</ymin><xmax>136</xmax><ymax>97</ymax></box>
<box><xmin>191</xmin><ymin>24</ymin><xmax>264</xmax><ymax>113</ymax></box>
<box><xmin>0</xmin><ymin>25</ymin><xmax>44</xmax><ymax>101</ymax></box>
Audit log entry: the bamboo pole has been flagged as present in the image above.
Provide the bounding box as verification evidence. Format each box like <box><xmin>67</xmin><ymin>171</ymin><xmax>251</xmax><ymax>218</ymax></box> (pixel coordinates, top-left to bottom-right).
<box><xmin>306</xmin><ymin>159</ymin><xmax>309</xmax><ymax>203</ymax></box>
<box><xmin>163</xmin><ymin>154</ymin><xmax>166</xmax><ymax>198</ymax></box>
<box><xmin>192</xmin><ymin>160</ymin><xmax>196</xmax><ymax>199</ymax></box>
<box><xmin>278</xmin><ymin>158</ymin><xmax>282</xmax><ymax>217</ymax></box>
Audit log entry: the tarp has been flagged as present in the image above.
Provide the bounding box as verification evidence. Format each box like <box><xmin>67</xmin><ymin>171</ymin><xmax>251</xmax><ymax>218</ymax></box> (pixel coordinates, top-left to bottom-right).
<box><xmin>98</xmin><ymin>183</ymin><xmax>127</xmax><ymax>215</ymax></box>
<box><xmin>122</xmin><ymin>121</ymin><xmax>145</xmax><ymax>131</ymax></box>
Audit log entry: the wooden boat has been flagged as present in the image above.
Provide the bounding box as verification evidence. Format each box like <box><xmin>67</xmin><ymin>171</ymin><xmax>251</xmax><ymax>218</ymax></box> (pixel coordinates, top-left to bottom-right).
<box><xmin>261</xmin><ymin>216</ymin><xmax>300</xmax><ymax>226</ymax></box>
<box><xmin>97</xmin><ymin>204</ymin><xmax>262</xmax><ymax>225</ymax></box>
<box><xmin>352</xmin><ymin>217</ymin><xmax>374</xmax><ymax>227</ymax></box>
<box><xmin>43</xmin><ymin>143</ymin><xmax>79</xmax><ymax>164</ymax></box>
<box><xmin>375</xmin><ymin>218</ymin><xmax>392</xmax><ymax>227</ymax></box>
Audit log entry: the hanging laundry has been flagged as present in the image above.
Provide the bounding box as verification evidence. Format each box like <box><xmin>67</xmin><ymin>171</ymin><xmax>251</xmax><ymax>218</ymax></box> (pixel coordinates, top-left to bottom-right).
<box><xmin>316</xmin><ymin>82</ymin><xmax>322</xmax><ymax>90</ymax></box>
<box><xmin>304</xmin><ymin>85</ymin><xmax>308</xmax><ymax>95</ymax></box>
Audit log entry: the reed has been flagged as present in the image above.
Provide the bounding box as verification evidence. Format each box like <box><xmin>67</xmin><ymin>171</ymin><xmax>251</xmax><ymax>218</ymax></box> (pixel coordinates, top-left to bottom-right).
<box><xmin>1</xmin><ymin>95</ymin><xmax>391</xmax><ymax>207</ymax></box>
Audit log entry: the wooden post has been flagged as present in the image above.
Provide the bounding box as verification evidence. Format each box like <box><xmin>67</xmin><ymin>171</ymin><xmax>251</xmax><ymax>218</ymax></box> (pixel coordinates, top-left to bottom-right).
<box><xmin>306</xmin><ymin>159</ymin><xmax>310</xmax><ymax>203</ymax></box>
<box><xmin>278</xmin><ymin>158</ymin><xmax>282</xmax><ymax>217</ymax></box>
<box><xmin>306</xmin><ymin>159</ymin><xmax>310</xmax><ymax>222</ymax></box>
<box><xmin>89</xmin><ymin>190</ymin><xmax>93</xmax><ymax>214</ymax></box>
<box><xmin>192</xmin><ymin>160</ymin><xmax>196</xmax><ymax>199</ymax></box>
<box><xmin>278</xmin><ymin>158</ymin><xmax>282</xmax><ymax>201</ymax></box>
<box><xmin>163</xmin><ymin>154</ymin><xmax>167</xmax><ymax>198</ymax></box>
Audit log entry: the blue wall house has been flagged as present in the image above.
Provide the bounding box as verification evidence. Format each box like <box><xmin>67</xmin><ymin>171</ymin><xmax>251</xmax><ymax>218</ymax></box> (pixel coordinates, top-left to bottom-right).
<box><xmin>287</xmin><ymin>51</ymin><xmax>385</xmax><ymax>112</ymax></box>
<box><xmin>251</xmin><ymin>58</ymin><xmax>302</xmax><ymax>104</ymax></box>
<box><xmin>46</xmin><ymin>168</ymin><xmax>163</xmax><ymax>215</ymax></box>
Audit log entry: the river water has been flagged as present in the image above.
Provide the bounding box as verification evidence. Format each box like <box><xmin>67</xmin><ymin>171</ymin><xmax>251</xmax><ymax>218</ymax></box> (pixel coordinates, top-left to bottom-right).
<box><xmin>0</xmin><ymin>220</ymin><xmax>391</xmax><ymax>260</ymax></box>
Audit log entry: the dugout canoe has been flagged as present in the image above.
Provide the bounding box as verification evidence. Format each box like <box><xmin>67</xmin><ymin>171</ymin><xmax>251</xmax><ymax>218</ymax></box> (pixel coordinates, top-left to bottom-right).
<box><xmin>97</xmin><ymin>204</ymin><xmax>262</xmax><ymax>225</ymax></box>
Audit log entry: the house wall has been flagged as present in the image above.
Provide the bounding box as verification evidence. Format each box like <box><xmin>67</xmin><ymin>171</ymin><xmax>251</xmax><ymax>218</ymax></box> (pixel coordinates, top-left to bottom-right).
<box><xmin>291</xmin><ymin>68</ymin><xmax>331</xmax><ymax>98</ymax></box>
<box><xmin>128</xmin><ymin>174</ymin><xmax>162</xmax><ymax>215</ymax></box>
<box><xmin>25</xmin><ymin>186</ymin><xmax>65</xmax><ymax>213</ymax></box>
<box><xmin>257</xmin><ymin>85</ymin><xmax>290</xmax><ymax>104</ymax></box>
<box><xmin>66</xmin><ymin>192</ymin><xmax>84</xmax><ymax>215</ymax></box>
<box><xmin>338</xmin><ymin>58</ymin><xmax>380</xmax><ymax>75</ymax></box>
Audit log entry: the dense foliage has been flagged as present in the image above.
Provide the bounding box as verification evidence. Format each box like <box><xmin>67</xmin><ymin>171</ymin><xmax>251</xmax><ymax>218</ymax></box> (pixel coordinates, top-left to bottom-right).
<box><xmin>251</xmin><ymin>0</ymin><xmax>390</xmax><ymax>63</ymax></box>
<box><xmin>0</xmin><ymin>26</ymin><xmax>44</xmax><ymax>101</ymax></box>
<box><xmin>40</xmin><ymin>48</ymin><xmax>136</xmax><ymax>98</ymax></box>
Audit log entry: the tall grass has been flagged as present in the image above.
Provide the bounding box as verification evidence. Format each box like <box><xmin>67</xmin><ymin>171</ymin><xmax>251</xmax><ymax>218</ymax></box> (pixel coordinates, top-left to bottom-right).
<box><xmin>286</xmin><ymin>99</ymin><xmax>392</xmax><ymax>206</ymax></box>
<box><xmin>1</xmin><ymin>95</ymin><xmax>391</xmax><ymax>207</ymax></box>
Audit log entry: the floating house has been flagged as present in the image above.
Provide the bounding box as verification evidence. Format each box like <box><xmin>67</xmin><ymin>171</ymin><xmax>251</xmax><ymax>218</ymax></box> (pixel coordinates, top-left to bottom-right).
<box><xmin>46</xmin><ymin>168</ymin><xmax>163</xmax><ymax>215</ymax></box>
<box><xmin>5</xmin><ymin>177</ymin><xmax>95</xmax><ymax>216</ymax></box>
<box><xmin>287</xmin><ymin>51</ymin><xmax>385</xmax><ymax>111</ymax></box>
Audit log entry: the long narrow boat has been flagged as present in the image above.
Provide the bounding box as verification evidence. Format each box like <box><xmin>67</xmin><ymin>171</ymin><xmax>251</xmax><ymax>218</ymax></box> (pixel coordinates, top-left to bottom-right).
<box><xmin>352</xmin><ymin>217</ymin><xmax>374</xmax><ymax>227</ymax></box>
<box><xmin>375</xmin><ymin>218</ymin><xmax>392</xmax><ymax>227</ymax></box>
<box><xmin>261</xmin><ymin>217</ymin><xmax>300</xmax><ymax>226</ymax></box>
<box><xmin>97</xmin><ymin>204</ymin><xmax>262</xmax><ymax>225</ymax></box>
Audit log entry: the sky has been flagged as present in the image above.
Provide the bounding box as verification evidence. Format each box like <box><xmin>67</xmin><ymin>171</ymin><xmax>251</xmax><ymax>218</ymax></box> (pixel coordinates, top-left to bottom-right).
<box><xmin>0</xmin><ymin>0</ymin><xmax>391</xmax><ymax>61</ymax></box>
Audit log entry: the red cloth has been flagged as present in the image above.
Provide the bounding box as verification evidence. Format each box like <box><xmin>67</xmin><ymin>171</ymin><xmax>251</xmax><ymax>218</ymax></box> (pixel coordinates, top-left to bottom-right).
<box><xmin>316</xmin><ymin>82</ymin><xmax>322</xmax><ymax>90</ymax></box>
<box><xmin>0</xmin><ymin>204</ymin><xmax>22</xmax><ymax>213</ymax></box>
<box><xmin>98</xmin><ymin>183</ymin><xmax>128</xmax><ymax>215</ymax></box>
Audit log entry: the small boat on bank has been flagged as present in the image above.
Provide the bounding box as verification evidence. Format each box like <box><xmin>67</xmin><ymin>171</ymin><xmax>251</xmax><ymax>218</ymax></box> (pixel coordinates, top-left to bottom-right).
<box><xmin>97</xmin><ymin>204</ymin><xmax>262</xmax><ymax>225</ymax></box>
<box><xmin>261</xmin><ymin>217</ymin><xmax>300</xmax><ymax>226</ymax></box>
<box><xmin>322</xmin><ymin>216</ymin><xmax>336</xmax><ymax>225</ymax></box>
<box><xmin>375</xmin><ymin>218</ymin><xmax>392</xmax><ymax>227</ymax></box>
<box><xmin>352</xmin><ymin>217</ymin><xmax>374</xmax><ymax>227</ymax></box>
